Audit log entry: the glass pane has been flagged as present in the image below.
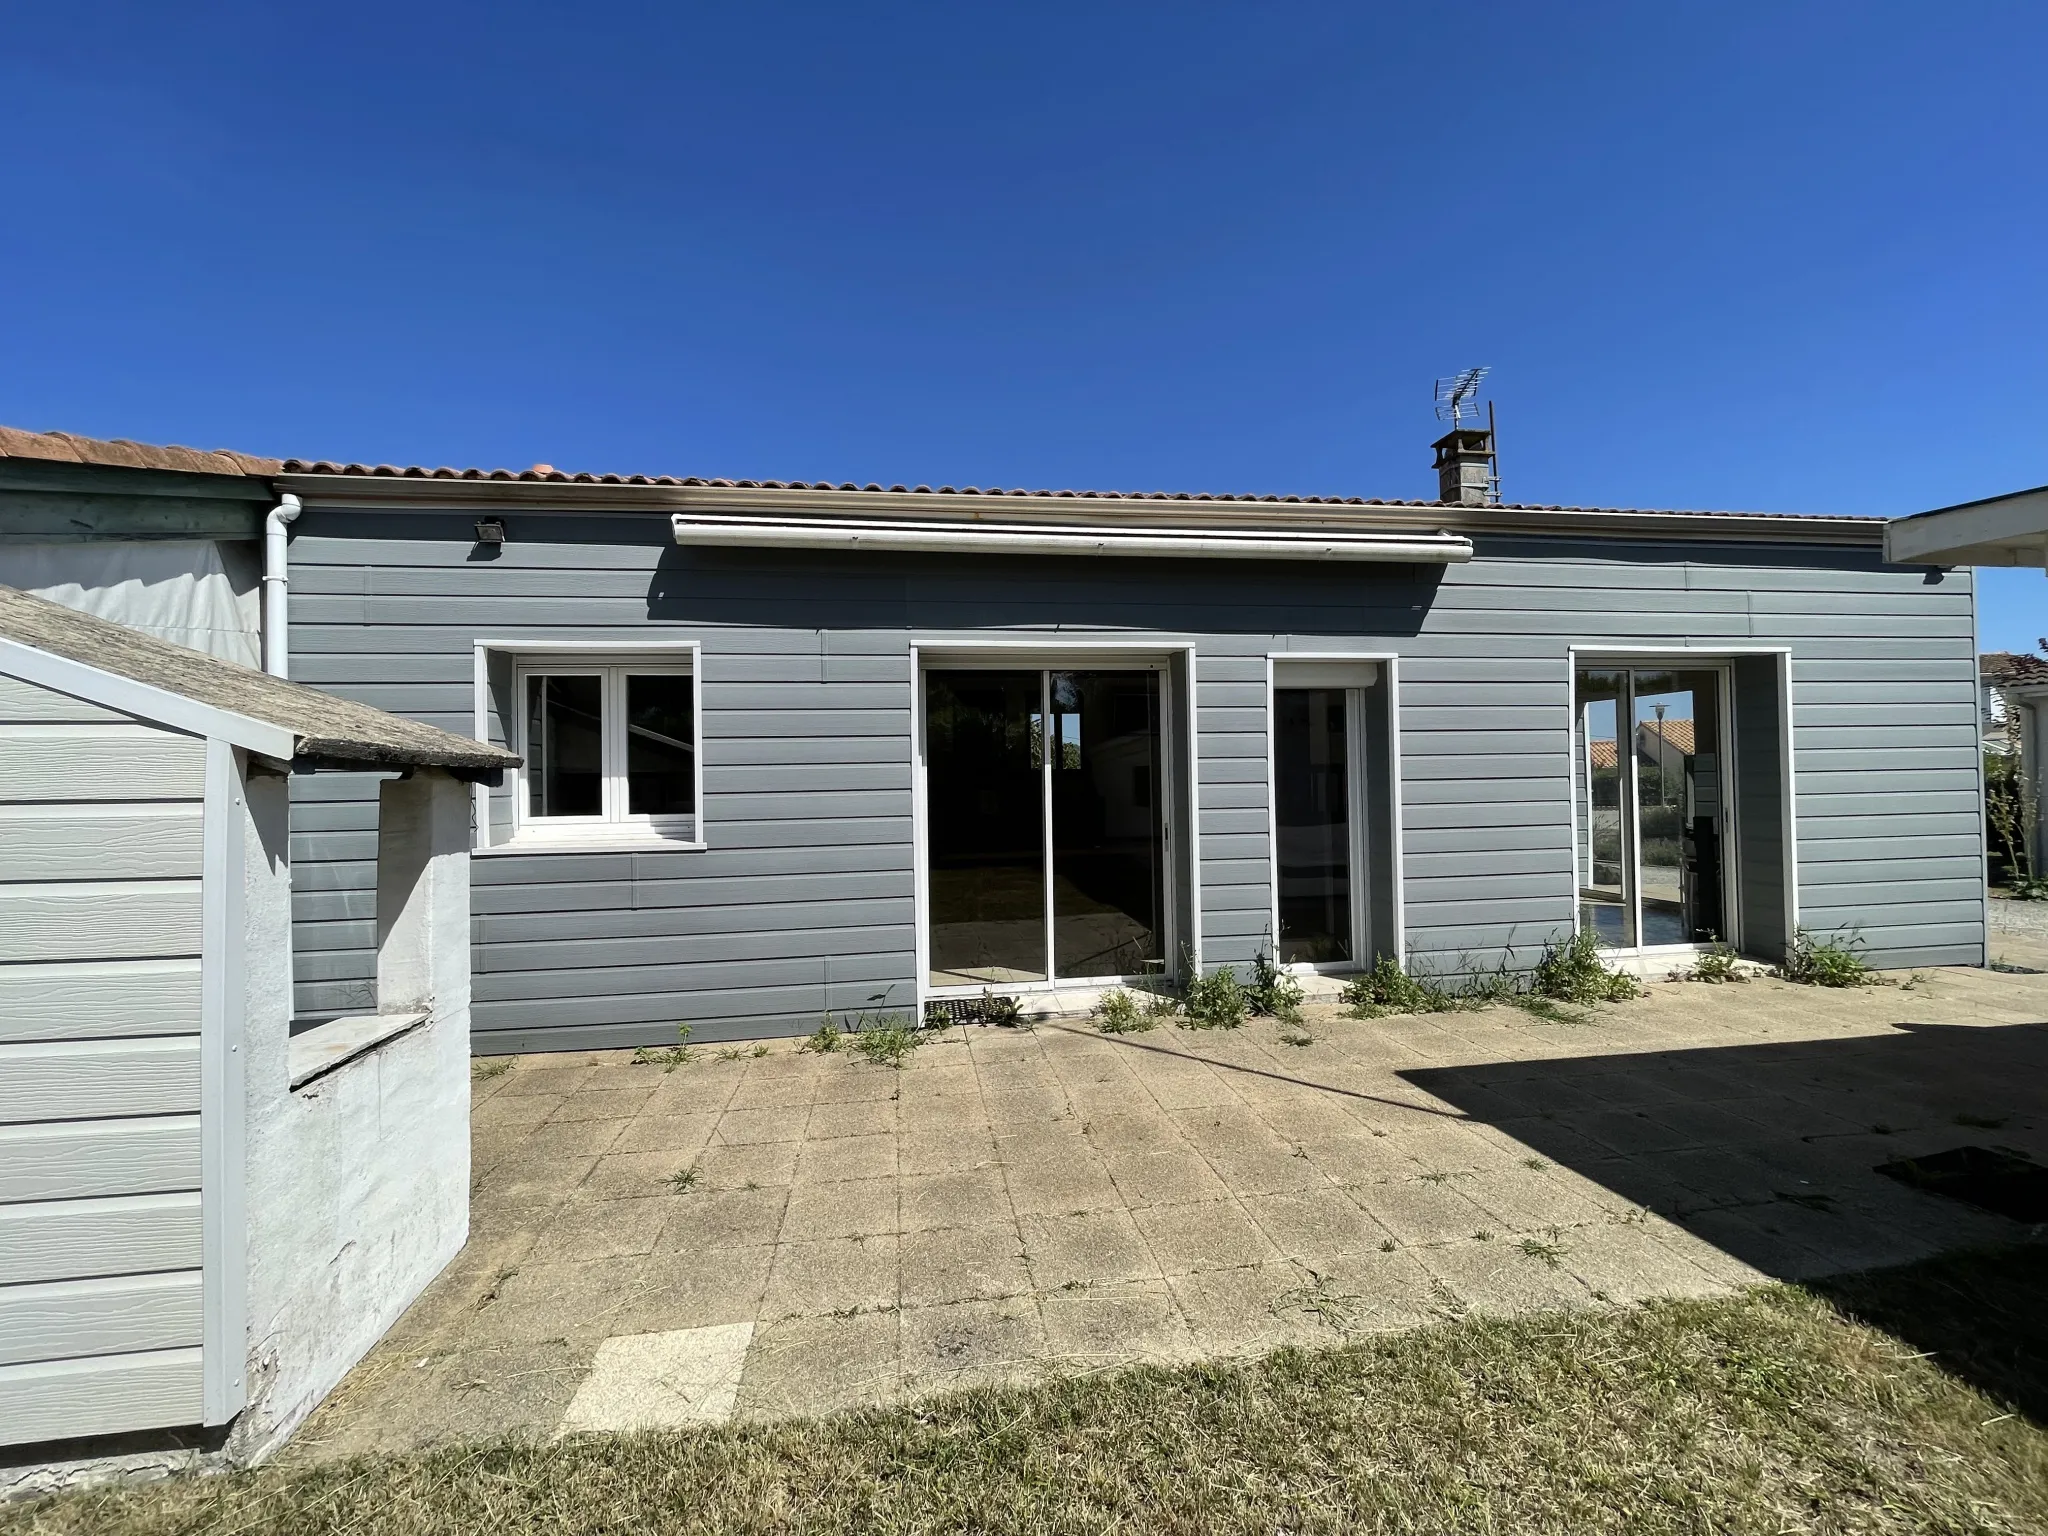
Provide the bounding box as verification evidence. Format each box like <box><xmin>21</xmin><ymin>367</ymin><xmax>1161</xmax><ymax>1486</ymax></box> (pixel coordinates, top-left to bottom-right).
<box><xmin>525</xmin><ymin>674</ymin><xmax>602</xmax><ymax>818</ymax></box>
<box><xmin>1274</xmin><ymin>688</ymin><xmax>1352</xmax><ymax>964</ymax></box>
<box><xmin>1575</xmin><ymin>668</ymin><xmax>1632</xmax><ymax>945</ymax></box>
<box><xmin>925</xmin><ymin>671</ymin><xmax>1047</xmax><ymax>985</ymax></box>
<box><xmin>626</xmin><ymin>673</ymin><xmax>695</xmax><ymax>816</ymax></box>
<box><xmin>1633</xmin><ymin>670</ymin><xmax>1724</xmax><ymax>945</ymax></box>
<box><xmin>1051</xmin><ymin>671</ymin><xmax>1164</xmax><ymax>978</ymax></box>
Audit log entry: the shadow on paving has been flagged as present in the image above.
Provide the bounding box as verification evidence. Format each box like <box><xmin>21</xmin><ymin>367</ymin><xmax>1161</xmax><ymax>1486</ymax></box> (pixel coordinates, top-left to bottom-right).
<box><xmin>1405</xmin><ymin>1018</ymin><xmax>2048</xmax><ymax>1409</ymax></box>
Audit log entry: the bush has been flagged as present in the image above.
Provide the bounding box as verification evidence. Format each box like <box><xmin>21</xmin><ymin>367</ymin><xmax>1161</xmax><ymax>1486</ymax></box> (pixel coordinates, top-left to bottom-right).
<box><xmin>1530</xmin><ymin>931</ymin><xmax>1640</xmax><ymax>1004</ymax></box>
<box><xmin>1181</xmin><ymin>967</ymin><xmax>1249</xmax><ymax>1029</ymax></box>
<box><xmin>1247</xmin><ymin>950</ymin><xmax>1305</xmax><ymax>1023</ymax></box>
<box><xmin>1093</xmin><ymin>988</ymin><xmax>1154</xmax><ymax>1034</ymax></box>
<box><xmin>1777</xmin><ymin>928</ymin><xmax>1875</xmax><ymax>988</ymax></box>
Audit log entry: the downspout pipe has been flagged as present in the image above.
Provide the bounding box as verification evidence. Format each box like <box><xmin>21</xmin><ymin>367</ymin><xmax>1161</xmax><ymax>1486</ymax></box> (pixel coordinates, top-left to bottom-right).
<box><xmin>262</xmin><ymin>493</ymin><xmax>302</xmax><ymax>678</ymax></box>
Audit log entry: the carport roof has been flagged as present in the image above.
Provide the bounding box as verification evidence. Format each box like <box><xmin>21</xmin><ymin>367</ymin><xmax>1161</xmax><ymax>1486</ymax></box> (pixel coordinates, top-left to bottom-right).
<box><xmin>0</xmin><ymin>585</ymin><xmax>520</xmax><ymax>778</ymax></box>
<box><xmin>1887</xmin><ymin>484</ymin><xmax>2048</xmax><ymax>568</ymax></box>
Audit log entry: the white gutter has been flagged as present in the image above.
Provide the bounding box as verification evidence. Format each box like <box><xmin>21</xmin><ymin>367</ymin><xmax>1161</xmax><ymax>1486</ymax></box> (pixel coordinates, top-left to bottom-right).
<box><xmin>669</xmin><ymin>512</ymin><xmax>1473</xmax><ymax>563</ymax></box>
<box><xmin>262</xmin><ymin>493</ymin><xmax>302</xmax><ymax>678</ymax></box>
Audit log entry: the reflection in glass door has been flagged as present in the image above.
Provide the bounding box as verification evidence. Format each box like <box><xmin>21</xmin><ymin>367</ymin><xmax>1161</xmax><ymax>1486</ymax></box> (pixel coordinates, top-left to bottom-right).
<box><xmin>925</xmin><ymin>668</ymin><xmax>1165</xmax><ymax>988</ymax></box>
<box><xmin>1575</xmin><ymin>665</ymin><xmax>1728</xmax><ymax>948</ymax></box>
<box><xmin>1273</xmin><ymin>687</ymin><xmax>1361</xmax><ymax>964</ymax></box>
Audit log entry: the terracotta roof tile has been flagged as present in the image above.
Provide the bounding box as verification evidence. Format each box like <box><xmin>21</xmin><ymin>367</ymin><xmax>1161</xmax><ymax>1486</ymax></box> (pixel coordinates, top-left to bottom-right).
<box><xmin>0</xmin><ymin>422</ymin><xmax>1886</xmax><ymax>524</ymax></box>
<box><xmin>0</xmin><ymin>425</ymin><xmax>281</xmax><ymax>478</ymax></box>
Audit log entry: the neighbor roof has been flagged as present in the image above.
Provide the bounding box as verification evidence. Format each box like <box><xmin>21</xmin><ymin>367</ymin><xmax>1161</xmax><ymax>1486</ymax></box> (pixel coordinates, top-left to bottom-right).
<box><xmin>0</xmin><ymin>585</ymin><xmax>518</xmax><ymax>777</ymax></box>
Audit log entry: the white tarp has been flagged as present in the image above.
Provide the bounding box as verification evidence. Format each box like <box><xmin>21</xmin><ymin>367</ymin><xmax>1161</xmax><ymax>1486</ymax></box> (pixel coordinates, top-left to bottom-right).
<box><xmin>0</xmin><ymin>541</ymin><xmax>262</xmax><ymax>667</ymax></box>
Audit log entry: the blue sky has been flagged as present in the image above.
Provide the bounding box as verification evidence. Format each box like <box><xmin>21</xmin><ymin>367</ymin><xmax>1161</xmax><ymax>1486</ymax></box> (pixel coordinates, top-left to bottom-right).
<box><xmin>4</xmin><ymin>2</ymin><xmax>2041</xmax><ymax>649</ymax></box>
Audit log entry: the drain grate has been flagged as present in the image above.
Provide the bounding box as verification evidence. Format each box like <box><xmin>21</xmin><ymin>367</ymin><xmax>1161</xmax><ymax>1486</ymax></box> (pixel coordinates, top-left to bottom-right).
<box><xmin>923</xmin><ymin>994</ymin><xmax>1025</xmax><ymax>1027</ymax></box>
<box><xmin>1875</xmin><ymin>1145</ymin><xmax>2048</xmax><ymax>1223</ymax></box>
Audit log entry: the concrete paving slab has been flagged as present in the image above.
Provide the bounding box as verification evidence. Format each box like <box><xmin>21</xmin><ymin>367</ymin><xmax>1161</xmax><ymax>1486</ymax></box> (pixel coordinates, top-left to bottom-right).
<box><xmin>558</xmin><ymin>1324</ymin><xmax>754</xmax><ymax>1434</ymax></box>
<box><xmin>300</xmin><ymin>958</ymin><xmax>2048</xmax><ymax>1454</ymax></box>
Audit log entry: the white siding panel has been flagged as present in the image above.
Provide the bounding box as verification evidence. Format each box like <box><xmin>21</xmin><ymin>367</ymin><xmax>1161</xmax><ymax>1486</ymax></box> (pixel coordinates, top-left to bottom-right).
<box><xmin>0</xmin><ymin>1194</ymin><xmax>202</xmax><ymax>1285</ymax></box>
<box><xmin>0</xmin><ymin>958</ymin><xmax>203</xmax><ymax>1043</ymax></box>
<box><xmin>0</xmin><ymin>803</ymin><xmax>205</xmax><ymax>882</ymax></box>
<box><xmin>0</xmin><ymin>880</ymin><xmax>202</xmax><ymax>963</ymax></box>
<box><xmin>0</xmin><ymin>1038</ymin><xmax>202</xmax><ymax>1125</ymax></box>
<box><xmin>0</xmin><ymin>1118</ymin><xmax>202</xmax><ymax>1203</ymax></box>
<box><xmin>0</xmin><ymin>724</ymin><xmax>206</xmax><ymax>802</ymax></box>
<box><xmin>0</xmin><ymin>1271</ymin><xmax>202</xmax><ymax>1368</ymax></box>
<box><xmin>0</xmin><ymin>1349</ymin><xmax>202</xmax><ymax>1444</ymax></box>
<box><xmin>0</xmin><ymin>676</ymin><xmax>134</xmax><ymax>725</ymax></box>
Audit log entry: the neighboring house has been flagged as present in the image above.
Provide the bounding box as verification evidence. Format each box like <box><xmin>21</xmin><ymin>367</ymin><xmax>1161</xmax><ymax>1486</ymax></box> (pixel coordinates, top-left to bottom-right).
<box><xmin>1</xmin><ymin>425</ymin><xmax>1991</xmax><ymax>1052</ymax></box>
<box><xmin>0</xmin><ymin>586</ymin><xmax>515</xmax><ymax>1489</ymax></box>
<box><xmin>1981</xmin><ymin>650</ymin><xmax>2048</xmax><ymax>756</ymax></box>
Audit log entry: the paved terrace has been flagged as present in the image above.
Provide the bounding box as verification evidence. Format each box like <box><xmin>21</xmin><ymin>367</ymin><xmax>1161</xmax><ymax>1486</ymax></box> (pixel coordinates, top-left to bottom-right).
<box><xmin>292</xmin><ymin>926</ymin><xmax>2048</xmax><ymax>1457</ymax></box>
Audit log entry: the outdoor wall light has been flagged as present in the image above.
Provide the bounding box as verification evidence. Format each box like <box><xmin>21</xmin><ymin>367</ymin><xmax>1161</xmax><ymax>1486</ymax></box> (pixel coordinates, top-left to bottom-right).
<box><xmin>474</xmin><ymin>518</ymin><xmax>507</xmax><ymax>545</ymax></box>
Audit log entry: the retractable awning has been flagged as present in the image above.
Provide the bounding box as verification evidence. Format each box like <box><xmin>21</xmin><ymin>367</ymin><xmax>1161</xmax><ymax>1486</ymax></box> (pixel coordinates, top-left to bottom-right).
<box><xmin>1887</xmin><ymin>485</ymin><xmax>2048</xmax><ymax>568</ymax></box>
<box><xmin>670</xmin><ymin>512</ymin><xmax>1473</xmax><ymax>563</ymax></box>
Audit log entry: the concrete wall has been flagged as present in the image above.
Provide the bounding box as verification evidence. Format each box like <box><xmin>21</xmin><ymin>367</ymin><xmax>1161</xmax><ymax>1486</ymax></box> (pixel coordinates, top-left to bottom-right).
<box><xmin>230</xmin><ymin>769</ymin><xmax>471</xmax><ymax>1462</ymax></box>
<box><xmin>0</xmin><ymin>674</ymin><xmax>209</xmax><ymax>1451</ymax></box>
<box><xmin>284</xmin><ymin>507</ymin><xmax>1987</xmax><ymax>1050</ymax></box>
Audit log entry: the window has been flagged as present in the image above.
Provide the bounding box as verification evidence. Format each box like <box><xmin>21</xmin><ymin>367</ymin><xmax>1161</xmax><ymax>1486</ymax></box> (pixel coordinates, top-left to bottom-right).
<box><xmin>512</xmin><ymin>660</ymin><xmax>698</xmax><ymax>845</ymax></box>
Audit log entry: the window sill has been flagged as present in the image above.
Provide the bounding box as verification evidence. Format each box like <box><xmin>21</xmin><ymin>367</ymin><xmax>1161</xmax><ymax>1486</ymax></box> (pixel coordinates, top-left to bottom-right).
<box><xmin>289</xmin><ymin>1011</ymin><xmax>430</xmax><ymax>1090</ymax></box>
<box><xmin>476</xmin><ymin>835</ymin><xmax>708</xmax><ymax>856</ymax></box>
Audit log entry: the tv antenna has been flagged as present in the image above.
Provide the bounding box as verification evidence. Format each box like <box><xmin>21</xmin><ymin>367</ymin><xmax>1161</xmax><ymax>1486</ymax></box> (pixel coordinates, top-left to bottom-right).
<box><xmin>1430</xmin><ymin>367</ymin><xmax>1502</xmax><ymax>505</ymax></box>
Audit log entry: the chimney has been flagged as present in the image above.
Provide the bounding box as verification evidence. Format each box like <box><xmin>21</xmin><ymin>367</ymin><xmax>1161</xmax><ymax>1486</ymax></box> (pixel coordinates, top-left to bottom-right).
<box><xmin>1432</xmin><ymin>427</ymin><xmax>1496</xmax><ymax>506</ymax></box>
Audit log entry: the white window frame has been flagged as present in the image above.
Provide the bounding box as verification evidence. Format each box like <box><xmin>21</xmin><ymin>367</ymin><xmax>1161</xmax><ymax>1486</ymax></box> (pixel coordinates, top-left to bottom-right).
<box><xmin>472</xmin><ymin>641</ymin><xmax>704</xmax><ymax>853</ymax></box>
<box><xmin>910</xmin><ymin>641</ymin><xmax>1198</xmax><ymax>1002</ymax></box>
<box><xmin>1264</xmin><ymin>654</ymin><xmax>1401</xmax><ymax>975</ymax></box>
<box><xmin>1566</xmin><ymin>645</ymin><xmax>1795</xmax><ymax>957</ymax></box>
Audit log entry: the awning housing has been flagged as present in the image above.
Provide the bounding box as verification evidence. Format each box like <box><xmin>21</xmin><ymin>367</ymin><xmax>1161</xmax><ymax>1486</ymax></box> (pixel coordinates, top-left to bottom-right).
<box><xmin>670</xmin><ymin>512</ymin><xmax>1473</xmax><ymax>564</ymax></box>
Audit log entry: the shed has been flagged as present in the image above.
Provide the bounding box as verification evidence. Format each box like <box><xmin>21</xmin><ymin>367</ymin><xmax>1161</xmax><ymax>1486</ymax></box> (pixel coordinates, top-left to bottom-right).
<box><xmin>0</xmin><ymin>586</ymin><xmax>517</xmax><ymax>1491</ymax></box>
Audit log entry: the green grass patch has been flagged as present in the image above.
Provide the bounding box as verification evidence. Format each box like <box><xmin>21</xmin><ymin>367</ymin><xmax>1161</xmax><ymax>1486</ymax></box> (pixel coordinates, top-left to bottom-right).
<box><xmin>18</xmin><ymin>1248</ymin><xmax>2048</xmax><ymax>1535</ymax></box>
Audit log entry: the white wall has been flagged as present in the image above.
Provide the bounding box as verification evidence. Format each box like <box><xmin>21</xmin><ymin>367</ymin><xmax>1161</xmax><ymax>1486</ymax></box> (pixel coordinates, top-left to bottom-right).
<box><xmin>229</xmin><ymin>770</ymin><xmax>472</xmax><ymax>1462</ymax></box>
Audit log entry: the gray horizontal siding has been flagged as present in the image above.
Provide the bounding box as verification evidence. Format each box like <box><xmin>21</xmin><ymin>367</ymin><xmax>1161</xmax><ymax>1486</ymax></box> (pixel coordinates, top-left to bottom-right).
<box><xmin>287</xmin><ymin>514</ymin><xmax>1983</xmax><ymax>1046</ymax></box>
<box><xmin>0</xmin><ymin>676</ymin><xmax>210</xmax><ymax>1445</ymax></box>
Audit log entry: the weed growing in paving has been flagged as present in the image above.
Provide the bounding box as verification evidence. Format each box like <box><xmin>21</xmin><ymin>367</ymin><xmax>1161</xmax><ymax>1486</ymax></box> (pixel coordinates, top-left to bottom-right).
<box><xmin>631</xmin><ymin>1025</ymin><xmax>697</xmax><ymax>1071</ymax></box>
<box><xmin>802</xmin><ymin>1019</ymin><xmax>843</xmax><ymax>1054</ymax></box>
<box><xmin>667</xmin><ymin>1167</ymin><xmax>700</xmax><ymax>1193</ymax></box>
<box><xmin>1518</xmin><ymin>1232</ymin><xmax>1568</xmax><ymax>1268</ymax></box>
<box><xmin>1341</xmin><ymin>954</ymin><xmax>1449</xmax><ymax>1017</ymax></box>
<box><xmin>1278</xmin><ymin>1029</ymin><xmax>1314</xmax><ymax>1047</ymax></box>
<box><xmin>1180</xmin><ymin>967</ymin><xmax>1249</xmax><ymax>1029</ymax></box>
<box><xmin>715</xmin><ymin>1047</ymin><xmax>747</xmax><ymax>1062</ymax></box>
<box><xmin>1530</xmin><ymin>931</ymin><xmax>1640</xmax><ymax>1004</ymax></box>
<box><xmin>751</xmin><ymin>1043</ymin><xmax>769</xmax><ymax>1058</ymax></box>
<box><xmin>1674</xmin><ymin>942</ymin><xmax>1745</xmax><ymax>984</ymax></box>
<box><xmin>850</xmin><ymin>1017</ymin><xmax>923</xmax><ymax>1068</ymax></box>
<box><xmin>1092</xmin><ymin>988</ymin><xmax>1154</xmax><ymax>1035</ymax></box>
<box><xmin>470</xmin><ymin>1056</ymin><xmax>512</xmax><ymax>1080</ymax></box>
<box><xmin>1777</xmin><ymin>927</ymin><xmax>1876</xmax><ymax>987</ymax></box>
<box><xmin>1248</xmin><ymin>949</ymin><xmax>1306</xmax><ymax>1024</ymax></box>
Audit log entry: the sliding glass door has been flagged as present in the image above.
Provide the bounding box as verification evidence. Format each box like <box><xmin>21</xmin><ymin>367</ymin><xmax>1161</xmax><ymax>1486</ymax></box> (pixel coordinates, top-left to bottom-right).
<box><xmin>925</xmin><ymin>668</ymin><xmax>1166</xmax><ymax>989</ymax></box>
<box><xmin>1575</xmin><ymin>664</ymin><xmax>1729</xmax><ymax>948</ymax></box>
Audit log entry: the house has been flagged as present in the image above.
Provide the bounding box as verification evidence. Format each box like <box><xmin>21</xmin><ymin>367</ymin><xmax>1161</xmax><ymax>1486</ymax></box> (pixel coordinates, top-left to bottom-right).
<box><xmin>1</xmin><ymin>423</ymin><xmax>1990</xmax><ymax>1054</ymax></box>
<box><xmin>0</xmin><ymin>585</ymin><xmax>516</xmax><ymax>1490</ymax></box>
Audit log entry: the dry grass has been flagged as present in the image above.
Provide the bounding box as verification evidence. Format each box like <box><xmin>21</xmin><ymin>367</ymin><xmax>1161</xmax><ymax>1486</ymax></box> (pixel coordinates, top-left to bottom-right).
<box><xmin>11</xmin><ymin>1247</ymin><xmax>2047</xmax><ymax>1535</ymax></box>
